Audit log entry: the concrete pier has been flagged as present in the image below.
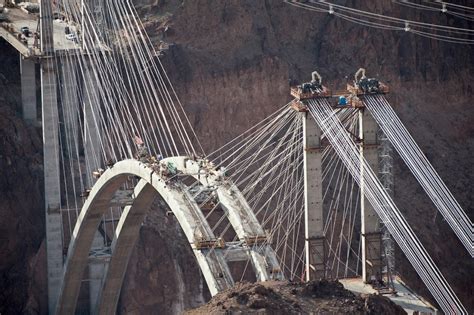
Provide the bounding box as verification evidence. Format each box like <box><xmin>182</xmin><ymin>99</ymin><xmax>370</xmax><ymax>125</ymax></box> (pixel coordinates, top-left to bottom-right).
<box><xmin>40</xmin><ymin>0</ymin><xmax>63</xmax><ymax>312</ymax></box>
<box><xmin>89</xmin><ymin>237</ymin><xmax>108</xmax><ymax>313</ymax></box>
<box><xmin>20</xmin><ymin>57</ymin><xmax>37</xmax><ymax>123</ymax></box>
<box><xmin>359</xmin><ymin>108</ymin><xmax>382</xmax><ymax>283</ymax></box>
<box><xmin>42</xmin><ymin>57</ymin><xmax>63</xmax><ymax>314</ymax></box>
<box><xmin>303</xmin><ymin>112</ymin><xmax>326</xmax><ymax>280</ymax></box>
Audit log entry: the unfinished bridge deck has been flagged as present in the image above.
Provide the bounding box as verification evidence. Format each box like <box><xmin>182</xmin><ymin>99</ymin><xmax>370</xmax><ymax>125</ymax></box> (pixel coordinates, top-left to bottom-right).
<box><xmin>1</xmin><ymin>7</ymin><xmax>77</xmax><ymax>57</ymax></box>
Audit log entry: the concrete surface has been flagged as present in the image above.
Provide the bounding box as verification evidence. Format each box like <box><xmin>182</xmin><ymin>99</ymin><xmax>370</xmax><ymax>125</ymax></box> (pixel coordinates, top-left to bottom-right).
<box><xmin>340</xmin><ymin>277</ymin><xmax>438</xmax><ymax>315</ymax></box>
<box><xmin>302</xmin><ymin>111</ymin><xmax>325</xmax><ymax>280</ymax></box>
<box><xmin>0</xmin><ymin>8</ymin><xmax>78</xmax><ymax>57</ymax></box>
<box><xmin>56</xmin><ymin>159</ymin><xmax>235</xmax><ymax>315</ymax></box>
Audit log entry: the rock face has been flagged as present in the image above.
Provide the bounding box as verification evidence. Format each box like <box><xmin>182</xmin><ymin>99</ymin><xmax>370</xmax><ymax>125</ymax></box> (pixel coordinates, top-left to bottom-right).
<box><xmin>0</xmin><ymin>40</ymin><xmax>46</xmax><ymax>314</ymax></box>
<box><xmin>0</xmin><ymin>0</ymin><xmax>473</xmax><ymax>314</ymax></box>
<box><xmin>118</xmin><ymin>199</ymin><xmax>209</xmax><ymax>314</ymax></box>
<box><xmin>135</xmin><ymin>0</ymin><xmax>474</xmax><ymax>312</ymax></box>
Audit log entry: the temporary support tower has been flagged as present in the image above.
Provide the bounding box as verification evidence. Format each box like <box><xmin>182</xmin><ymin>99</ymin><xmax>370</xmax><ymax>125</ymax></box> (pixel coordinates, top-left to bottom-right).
<box><xmin>359</xmin><ymin>107</ymin><xmax>383</xmax><ymax>283</ymax></box>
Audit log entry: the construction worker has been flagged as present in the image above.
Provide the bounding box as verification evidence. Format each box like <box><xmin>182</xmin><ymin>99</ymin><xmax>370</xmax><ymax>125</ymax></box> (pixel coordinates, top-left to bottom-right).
<box><xmin>134</xmin><ymin>135</ymin><xmax>149</xmax><ymax>163</ymax></box>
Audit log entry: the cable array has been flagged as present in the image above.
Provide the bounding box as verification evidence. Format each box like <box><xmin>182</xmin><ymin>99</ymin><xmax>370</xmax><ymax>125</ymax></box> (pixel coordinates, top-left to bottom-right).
<box><xmin>285</xmin><ymin>0</ymin><xmax>474</xmax><ymax>44</ymax></box>
<box><xmin>394</xmin><ymin>1</ymin><xmax>474</xmax><ymax>22</ymax></box>
<box><xmin>321</xmin><ymin>110</ymin><xmax>363</xmax><ymax>279</ymax></box>
<box><xmin>43</xmin><ymin>2</ymin><xmax>469</xmax><ymax>309</ymax></box>
<box><xmin>51</xmin><ymin>0</ymin><xmax>360</xmax><ymax>287</ymax></box>
<box><xmin>207</xmin><ymin>106</ymin><xmax>307</xmax><ymax>279</ymax></box>
<box><xmin>308</xmin><ymin>98</ymin><xmax>466</xmax><ymax>314</ymax></box>
<box><xmin>364</xmin><ymin>94</ymin><xmax>473</xmax><ymax>257</ymax></box>
<box><xmin>206</xmin><ymin>106</ymin><xmax>363</xmax><ymax>281</ymax></box>
<box><xmin>52</xmin><ymin>0</ymin><xmax>203</xmax><ymax>248</ymax></box>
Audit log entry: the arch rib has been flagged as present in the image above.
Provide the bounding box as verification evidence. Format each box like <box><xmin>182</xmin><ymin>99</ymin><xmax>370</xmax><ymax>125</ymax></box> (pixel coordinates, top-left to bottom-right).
<box><xmin>58</xmin><ymin>157</ymin><xmax>285</xmax><ymax>314</ymax></box>
<box><xmin>56</xmin><ymin>160</ymin><xmax>234</xmax><ymax>315</ymax></box>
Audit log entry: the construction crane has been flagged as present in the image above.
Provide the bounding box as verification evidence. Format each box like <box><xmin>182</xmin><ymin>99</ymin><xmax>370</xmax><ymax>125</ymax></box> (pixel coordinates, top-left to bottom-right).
<box><xmin>290</xmin><ymin>70</ymin><xmax>331</xmax><ymax>100</ymax></box>
<box><xmin>337</xmin><ymin>68</ymin><xmax>389</xmax><ymax>107</ymax></box>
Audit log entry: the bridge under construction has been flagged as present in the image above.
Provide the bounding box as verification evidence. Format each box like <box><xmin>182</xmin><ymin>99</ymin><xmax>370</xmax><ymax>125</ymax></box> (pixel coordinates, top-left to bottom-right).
<box><xmin>0</xmin><ymin>1</ymin><xmax>472</xmax><ymax>314</ymax></box>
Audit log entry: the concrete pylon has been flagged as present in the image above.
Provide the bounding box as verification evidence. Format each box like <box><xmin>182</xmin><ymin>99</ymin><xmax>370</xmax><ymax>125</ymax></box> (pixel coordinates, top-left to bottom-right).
<box><xmin>40</xmin><ymin>0</ymin><xmax>64</xmax><ymax>312</ymax></box>
<box><xmin>303</xmin><ymin>112</ymin><xmax>326</xmax><ymax>281</ymax></box>
<box><xmin>359</xmin><ymin>108</ymin><xmax>382</xmax><ymax>283</ymax></box>
<box><xmin>42</xmin><ymin>57</ymin><xmax>63</xmax><ymax>315</ymax></box>
<box><xmin>20</xmin><ymin>57</ymin><xmax>37</xmax><ymax>124</ymax></box>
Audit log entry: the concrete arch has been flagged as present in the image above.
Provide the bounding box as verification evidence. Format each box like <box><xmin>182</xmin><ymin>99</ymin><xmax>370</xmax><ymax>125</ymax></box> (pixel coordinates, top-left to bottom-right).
<box><xmin>165</xmin><ymin>156</ymin><xmax>283</xmax><ymax>277</ymax></box>
<box><xmin>56</xmin><ymin>157</ymin><xmax>283</xmax><ymax>315</ymax></box>
<box><xmin>55</xmin><ymin>159</ymin><xmax>234</xmax><ymax>315</ymax></box>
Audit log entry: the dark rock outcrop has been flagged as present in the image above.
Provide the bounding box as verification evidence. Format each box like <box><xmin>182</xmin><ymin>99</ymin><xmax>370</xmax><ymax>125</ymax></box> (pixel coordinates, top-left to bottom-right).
<box><xmin>0</xmin><ymin>44</ymin><xmax>45</xmax><ymax>312</ymax></box>
<box><xmin>186</xmin><ymin>280</ymin><xmax>407</xmax><ymax>315</ymax></box>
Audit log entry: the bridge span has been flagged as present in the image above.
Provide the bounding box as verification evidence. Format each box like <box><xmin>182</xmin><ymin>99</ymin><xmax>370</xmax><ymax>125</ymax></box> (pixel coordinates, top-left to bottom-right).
<box><xmin>56</xmin><ymin>158</ymin><xmax>283</xmax><ymax>314</ymax></box>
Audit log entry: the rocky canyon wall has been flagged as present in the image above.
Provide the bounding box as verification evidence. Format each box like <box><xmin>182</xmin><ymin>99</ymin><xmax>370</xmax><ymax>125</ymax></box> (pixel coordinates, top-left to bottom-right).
<box><xmin>137</xmin><ymin>0</ymin><xmax>474</xmax><ymax>311</ymax></box>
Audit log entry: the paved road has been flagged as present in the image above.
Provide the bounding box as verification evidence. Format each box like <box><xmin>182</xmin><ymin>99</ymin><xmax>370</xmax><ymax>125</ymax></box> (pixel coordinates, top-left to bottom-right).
<box><xmin>1</xmin><ymin>7</ymin><xmax>79</xmax><ymax>55</ymax></box>
<box><xmin>340</xmin><ymin>277</ymin><xmax>438</xmax><ymax>315</ymax></box>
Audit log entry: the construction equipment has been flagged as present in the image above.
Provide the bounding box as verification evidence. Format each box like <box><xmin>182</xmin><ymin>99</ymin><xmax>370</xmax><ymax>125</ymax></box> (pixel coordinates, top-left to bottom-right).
<box><xmin>194</xmin><ymin>237</ymin><xmax>226</xmax><ymax>250</ymax></box>
<box><xmin>290</xmin><ymin>70</ymin><xmax>331</xmax><ymax>112</ymax></box>
<box><xmin>336</xmin><ymin>94</ymin><xmax>364</xmax><ymax>108</ymax></box>
<box><xmin>336</xmin><ymin>68</ymin><xmax>389</xmax><ymax>108</ymax></box>
<box><xmin>290</xmin><ymin>70</ymin><xmax>331</xmax><ymax>101</ymax></box>
<box><xmin>244</xmin><ymin>234</ymin><xmax>269</xmax><ymax>246</ymax></box>
<box><xmin>349</xmin><ymin>68</ymin><xmax>389</xmax><ymax>95</ymax></box>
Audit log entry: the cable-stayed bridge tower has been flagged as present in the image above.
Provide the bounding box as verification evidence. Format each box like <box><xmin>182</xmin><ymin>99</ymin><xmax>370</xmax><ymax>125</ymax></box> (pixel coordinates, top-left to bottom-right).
<box><xmin>290</xmin><ymin>70</ymin><xmax>384</xmax><ymax>284</ymax></box>
<box><xmin>289</xmin><ymin>69</ymin><xmax>470</xmax><ymax>314</ymax></box>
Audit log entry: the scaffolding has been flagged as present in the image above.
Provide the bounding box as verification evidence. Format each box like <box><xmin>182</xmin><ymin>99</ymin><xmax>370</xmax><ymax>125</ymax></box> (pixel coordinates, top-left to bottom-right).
<box><xmin>378</xmin><ymin>129</ymin><xmax>395</xmax><ymax>290</ymax></box>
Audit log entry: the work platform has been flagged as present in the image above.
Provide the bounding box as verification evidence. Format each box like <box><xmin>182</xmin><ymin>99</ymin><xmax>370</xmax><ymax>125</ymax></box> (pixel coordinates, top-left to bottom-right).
<box><xmin>290</xmin><ymin>68</ymin><xmax>389</xmax><ymax>109</ymax></box>
<box><xmin>340</xmin><ymin>277</ymin><xmax>438</xmax><ymax>315</ymax></box>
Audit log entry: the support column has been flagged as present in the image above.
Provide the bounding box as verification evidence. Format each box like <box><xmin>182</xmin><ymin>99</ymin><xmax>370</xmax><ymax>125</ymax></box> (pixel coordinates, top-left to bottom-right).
<box><xmin>40</xmin><ymin>0</ymin><xmax>63</xmax><ymax>313</ymax></box>
<box><xmin>303</xmin><ymin>111</ymin><xmax>325</xmax><ymax>281</ymax></box>
<box><xmin>379</xmin><ymin>131</ymin><xmax>395</xmax><ymax>288</ymax></box>
<box><xmin>20</xmin><ymin>57</ymin><xmax>37</xmax><ymax>123</ymax></box>
<box><xmin>359</xmin><ymin>108</ymin><xmax>382</xmax><ymax>283</ymax></box>
<box><xmin>89</xmin><ymin>247</ymin><xmax>108</xmax><ymax>313</ymax></box>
